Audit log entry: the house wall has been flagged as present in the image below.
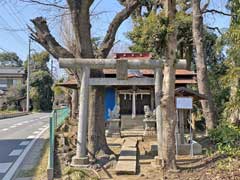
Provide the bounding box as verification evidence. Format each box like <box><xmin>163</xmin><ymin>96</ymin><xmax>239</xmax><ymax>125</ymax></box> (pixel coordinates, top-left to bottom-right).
<box><xmin>104</xmin><ymin>87</ymin><xmax>116</xmax><ymax>120</ymax></box>
<box><xmin>0</xmin><ymin>78</ymin><xmax>23</xmax><ymax>90</ymax></box>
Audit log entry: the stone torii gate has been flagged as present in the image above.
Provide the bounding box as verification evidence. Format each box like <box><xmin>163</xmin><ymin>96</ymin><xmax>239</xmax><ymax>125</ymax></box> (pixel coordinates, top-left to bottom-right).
<box><xmin>59</xmin><ymin>58</ymin><xmax>185</xmax><ymax>166</ymax></box>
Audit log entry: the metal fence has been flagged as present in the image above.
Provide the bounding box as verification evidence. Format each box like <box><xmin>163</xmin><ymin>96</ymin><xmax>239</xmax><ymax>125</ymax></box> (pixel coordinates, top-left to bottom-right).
<box><xmin>47</xmin><ymin>107</ymin><xmax>70</xmax><ymax>180</ymax></box>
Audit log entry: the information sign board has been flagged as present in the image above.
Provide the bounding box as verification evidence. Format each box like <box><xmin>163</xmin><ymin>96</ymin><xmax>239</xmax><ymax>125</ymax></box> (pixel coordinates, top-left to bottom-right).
<box><xmin>176</xmin><ymin>97</ymin><xmax>193</xmax><ymax>109</ymax></box>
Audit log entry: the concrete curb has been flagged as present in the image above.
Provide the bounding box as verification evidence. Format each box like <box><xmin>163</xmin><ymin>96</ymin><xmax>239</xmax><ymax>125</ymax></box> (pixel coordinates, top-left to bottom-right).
<box><xmin>0</xmin><ymin>112</ymin><xmax>29</xmax><ymax>120</ymax></box>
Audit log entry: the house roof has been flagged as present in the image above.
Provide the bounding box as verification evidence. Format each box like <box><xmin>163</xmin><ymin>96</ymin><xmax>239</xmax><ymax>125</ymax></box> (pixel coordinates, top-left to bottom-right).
<box><xmin>0</xmin><ymin>67</ymin><xmax>25</xmax><ymax>74</ymax></box>
<box><xmin>0</xmin><ymin>67</ymin><xmax>25</xmax><ymax>78</ymax></box>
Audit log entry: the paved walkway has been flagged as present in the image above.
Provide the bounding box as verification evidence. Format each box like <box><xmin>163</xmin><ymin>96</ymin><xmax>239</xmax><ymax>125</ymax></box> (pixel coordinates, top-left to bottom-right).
<box><xmin>14</xmin><ymin>129</ymin><xmax>49</xmax><ymax>180</ymax></box>
<box><xmin>115</xmin><ymin>137</ymin><xmax>140</xmax><ymax>175</ymax></box>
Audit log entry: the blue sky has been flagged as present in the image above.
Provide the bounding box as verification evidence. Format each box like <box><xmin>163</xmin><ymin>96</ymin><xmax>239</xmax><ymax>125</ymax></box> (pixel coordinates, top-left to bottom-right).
<box><xmin>0</xmin><ymin>0</ymin><xmax>231</xmax><ymax>62</ymax></box>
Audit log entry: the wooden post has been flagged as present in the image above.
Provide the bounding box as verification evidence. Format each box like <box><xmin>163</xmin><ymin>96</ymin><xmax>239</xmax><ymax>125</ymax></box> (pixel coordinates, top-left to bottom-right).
<box><xmin>132</xmin><ymin>90</ymin><xmax>136</xmax><ymax>119</ymax></box>
<box><xmin>154</xmin><ymin>68</ymin><xmax>163</xmax><ymax>159</ymax></box>
<box><xmin>71</xmin><ymin>66</ymin><xmax>90</xmax><ymax>166</ymax></box>
<box><xmin>179</xmin><ymin>109</ymin><xmax>185</xmax><ymax>144</ymax></box>
<box><xmin>151</xmin><ymin>88</ymin><xmax>154</xmax><ymax>110</ymax></box>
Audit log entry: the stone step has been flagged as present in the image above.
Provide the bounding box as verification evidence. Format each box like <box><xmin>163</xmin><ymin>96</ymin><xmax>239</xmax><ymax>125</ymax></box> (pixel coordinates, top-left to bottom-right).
<box><xmin>121</xmin><ymin>117</ymin><xmax>144</xmax><ymax>130</ymax></box>
<box><xmin>115</xmin><ymin>159</ymin><xmax>136</xmax><ymax>175</ymax></box>
<box><xmin>121</xmin><ymin>130</ymin><xmax>144</xmax><ymax>137</ymax></box>
<box><xmin>119</xmin><ymin>147</ymin><xmax>137</xmax><ymax>161</ymax></box>
<box><xmin>115</xmin><ymin>137</ymin><xmax>138</xmax><ymax>175</ymax></box>
<box><xmin>123</xmin><ymin>138</ymin><xmax>138</xmax><ymax>147</ymax></box>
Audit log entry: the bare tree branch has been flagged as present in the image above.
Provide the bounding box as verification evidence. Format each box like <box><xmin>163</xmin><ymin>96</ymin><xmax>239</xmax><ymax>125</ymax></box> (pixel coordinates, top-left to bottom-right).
<box><xmin>177</xmin><ymin>37</ymin><xmax>184</xmax><ymax>45</ymax></box>
<box><xmin>201</xmin><ymin>0</ymin><xmax>210</xmax><ymax>13</ymax></box>
<box><xmin>90</xmin><ymin>0</ymin><xmax>103</xmax><ymax>15</ymax></box>
<box><xmin>203</xmin><ymin>9</ymin><xmax>232</xmax><ymax>16</ymax></box>
<box><xmin>99</xmin><ymin>0</ymin><xmax>140</xmax><ymax>58</ymax></box>
<box><xmin>29</xmin><ymin>16</ymin><xmax>80</xmax><ymax>83</ymax></box>
<box><xmin>29</xmin><ymin>17</ymin><xmax>74</xmax><ymax>59</ymax></box>
<box><xmin>20</xmin><ymin>0</ymin><xmax>68</xmax><ymax>9</ymax></box>
<box><xmin>206</xmin><ymin>26</ymin><xmax>223</xmax><ymax>35</ymax></box>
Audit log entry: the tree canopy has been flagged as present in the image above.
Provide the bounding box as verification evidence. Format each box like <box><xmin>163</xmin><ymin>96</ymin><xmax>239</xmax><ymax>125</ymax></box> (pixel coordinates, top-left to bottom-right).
<box><xmin>0</xmin><ymin>52</ymin><xmax>22</xmax><ymax>67</ymax></box>
<box><xmin>28</xmin><ymin>51</ymin><xmax>53</xmax><ymax>111</ymax></box>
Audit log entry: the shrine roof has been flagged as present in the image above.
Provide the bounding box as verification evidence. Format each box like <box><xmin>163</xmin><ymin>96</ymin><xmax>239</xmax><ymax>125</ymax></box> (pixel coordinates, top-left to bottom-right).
<box><xmin>57</xmin><ymin>53</ymin><xmax>197</xmax><ymax>88</ymax></box>
<box><xmin>56</xmin><ymin>77</ymin><xmax>197</xmax><ymax>89</ymax></box>
<box><xmin>175</xmin><ymin>87</ymin><xmax>207</xmax><ymax>100</ymax></box>
<box><xmin>103</xmin><ymin>69</ymin><xmax>196</xmax><ymax>76</ymax></box>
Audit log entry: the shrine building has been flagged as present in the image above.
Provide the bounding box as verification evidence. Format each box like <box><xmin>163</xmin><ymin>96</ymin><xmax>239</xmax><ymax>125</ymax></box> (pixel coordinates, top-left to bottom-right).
<box><xmin>58</xmin><ymin>53</ymin><xmax>197</xmax><ymax>127</ymax></box>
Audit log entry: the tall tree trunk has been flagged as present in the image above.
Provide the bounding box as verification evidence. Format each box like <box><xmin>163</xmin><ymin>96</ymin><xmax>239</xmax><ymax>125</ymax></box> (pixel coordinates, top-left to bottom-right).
<box><xmin>229</xmin><ymin>69</ymin><xmax>240</xmax><ymax>124</ymax></box>
<box><xmin>30</xmin><ymin>0</ymin><xmax>140</xmax><ymax>161</ymax></box>
<box><xmin>161</xmin><ymin>0</ymin><xmax>177</xmax><ymax>170</ymax></box>
<box><xmin>89</xmin><ymin>1</ymin><xmax>140</xmax><ymax>158</ymax></box>
<box><xmin>67</xmin><ymin>1</ymin><xmax>112</xmax><ymax>158</ymax></box>
<box><xmin>88</xmin><ymin>86</ymin><xmax>112</xmax><ymax>161</ymax></box>
<box><xmin>186</xmin><ymin>45</ymin><xmax>193</xmax><ymax>70</ymax></box>
<box><xmin>192</xmin><ymin>0</ymin><xmax>217</xmax><ymax>131</ymax></box>
<box><xmin>95</xmin><ymin>86</ymin><xmax>112</xmax><ymax>153</ymax></box>
<box><xmin>88</xmin><ymin>86</ymin><xmax>97</xmax><ymax>160</ymax></box>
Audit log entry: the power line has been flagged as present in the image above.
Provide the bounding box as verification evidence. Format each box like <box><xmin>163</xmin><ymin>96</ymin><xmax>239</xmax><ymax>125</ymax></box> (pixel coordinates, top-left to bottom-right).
<box><xmin>0</xmin><ymin>14</ymin><xmax>28</xmax><ymax>48</ymax></box>
<box><xmin>4</xmin><ymin>3</ymin><xmax>26</xmax><ymax>31</ymax></box>
<box><xmin>0</xmin><ymin>27</ymin><xmax>27</xmax><ymax>32</ymax></box>
<box><xmin>7</xmin><ymin>2</ymin><xmax>28</xmax><ymax>27</ymax></box>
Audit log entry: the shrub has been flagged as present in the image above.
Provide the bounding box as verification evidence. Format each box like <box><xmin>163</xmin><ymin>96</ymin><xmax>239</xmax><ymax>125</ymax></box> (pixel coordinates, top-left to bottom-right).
<box><xmin>209</xmin><ymin>122</ymin><xmax>240</xmax><ymax>156</ymax></box>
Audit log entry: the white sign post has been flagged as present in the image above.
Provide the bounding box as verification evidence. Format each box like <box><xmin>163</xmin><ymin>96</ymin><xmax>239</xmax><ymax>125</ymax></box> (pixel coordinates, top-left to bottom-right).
<box><xmin>176</xmin><ymin>97</ymin><xmax>193</xmax><ymax>157</ymax></box>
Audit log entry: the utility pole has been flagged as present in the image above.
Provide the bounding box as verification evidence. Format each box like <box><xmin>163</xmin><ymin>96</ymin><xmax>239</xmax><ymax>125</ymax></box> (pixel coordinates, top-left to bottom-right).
<box><xmin>26</xmin><ymin>38</ymin><xmax>31</xmax><ymax>112</ymax></box>
<box><xmin>51</xmin><ymin>58</ymin><xmax>53</xmax><ymax>78</ymax></box>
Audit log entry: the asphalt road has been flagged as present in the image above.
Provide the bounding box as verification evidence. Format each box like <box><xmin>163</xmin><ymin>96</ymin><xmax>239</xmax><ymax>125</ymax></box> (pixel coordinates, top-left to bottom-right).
<box><xmin>0</xmin><ymin>113</ymin><xmax>50</xmax><ymax>180</ymax></box>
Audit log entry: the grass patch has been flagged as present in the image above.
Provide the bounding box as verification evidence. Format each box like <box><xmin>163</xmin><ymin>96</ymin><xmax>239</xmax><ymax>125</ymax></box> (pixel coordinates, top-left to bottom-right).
<box><xmin>63</xmin><ymin>167</ymin><xmax>99</xmax><ymax>180</ymax></box>
<box><xmin>0</xmin><ymin>110</ymin><xmax>19</xmax><ymax>114</ymax></box>
<box><xmin>17</xmin><ymin>169</ymin><xmax>35</xmax><ymax>177</ymax></box>
<box><xmin>17</xmin><ymin>139</ymin><xmax>49</xmax><ymax>179</ymax></box>
<box><xmin>32</xmin><ymin>139</ymin><xmax>50</xmax><ymax>180</ymax></box>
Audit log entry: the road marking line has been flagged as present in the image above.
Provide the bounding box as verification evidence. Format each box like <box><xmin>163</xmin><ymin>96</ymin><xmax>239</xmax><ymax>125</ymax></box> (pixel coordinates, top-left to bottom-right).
<box><xmin>16</xmin><ymin>123</ymin><xmax>22</xmax><ymax>126</ymax></box>
<box><xmin>33</xmin><ymin>131</ymin><xmax>40</xmax><ymax>134</ymax></box>
<box><xmin>39</xmin><ymin>116</ymin><xmax>49</xmax><ymax>119</ymax></box>
<box><xmin>38</xmin><ymin>128</ymin><xmax>44</xmax><ymax>131</ymax></box>
<box><xmin>0</xmin><ymin>162</ymin><xmax>12</xmax><ymax>173</ymax></box>
<box><xmin>9</xmin><ymin>149</ymin><xmax>23</xmax><ymax>156</ymax></box>
<box><xmin>26</xmin><ymin>135</ymin><xmax>35</xmax><ymax>139</ymax></box>
<box><xmin>19</xmin><ymin>141</ymin><xmax>30</xmax><ymax>146</ymax></box>
<box><xmin>2</xmin><ymin>128</ymin><xmax>8</xmax><ymax>131</ymax></box>
<box><xmin>10</xmin><ymin>125</ymin><xmax>16</xmax><ymax>128</ymax></box>
<box><xmin>2</xmin><ymin>126</ymin><xmax>49</xmax><ymax>180</ymax></box>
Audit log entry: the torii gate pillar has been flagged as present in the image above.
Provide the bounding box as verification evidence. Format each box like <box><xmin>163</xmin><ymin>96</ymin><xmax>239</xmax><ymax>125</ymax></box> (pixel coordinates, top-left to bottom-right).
<box><xmin>71</xmin><ymin>66</ymin><xmax>90</xmax><ymax>166</ymax></box>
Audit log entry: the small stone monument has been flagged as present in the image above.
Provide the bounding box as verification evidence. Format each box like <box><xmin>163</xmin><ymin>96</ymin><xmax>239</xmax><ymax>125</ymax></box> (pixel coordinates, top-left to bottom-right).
<box><xmin>106</xmin><ymin>105</ymin><xmax>121</xmax><ymax>137</ymax></box>
<box><xmin>143</xmin><ymin>105</ymin><xmax>156</xmax><ymax>136</ymax></box>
